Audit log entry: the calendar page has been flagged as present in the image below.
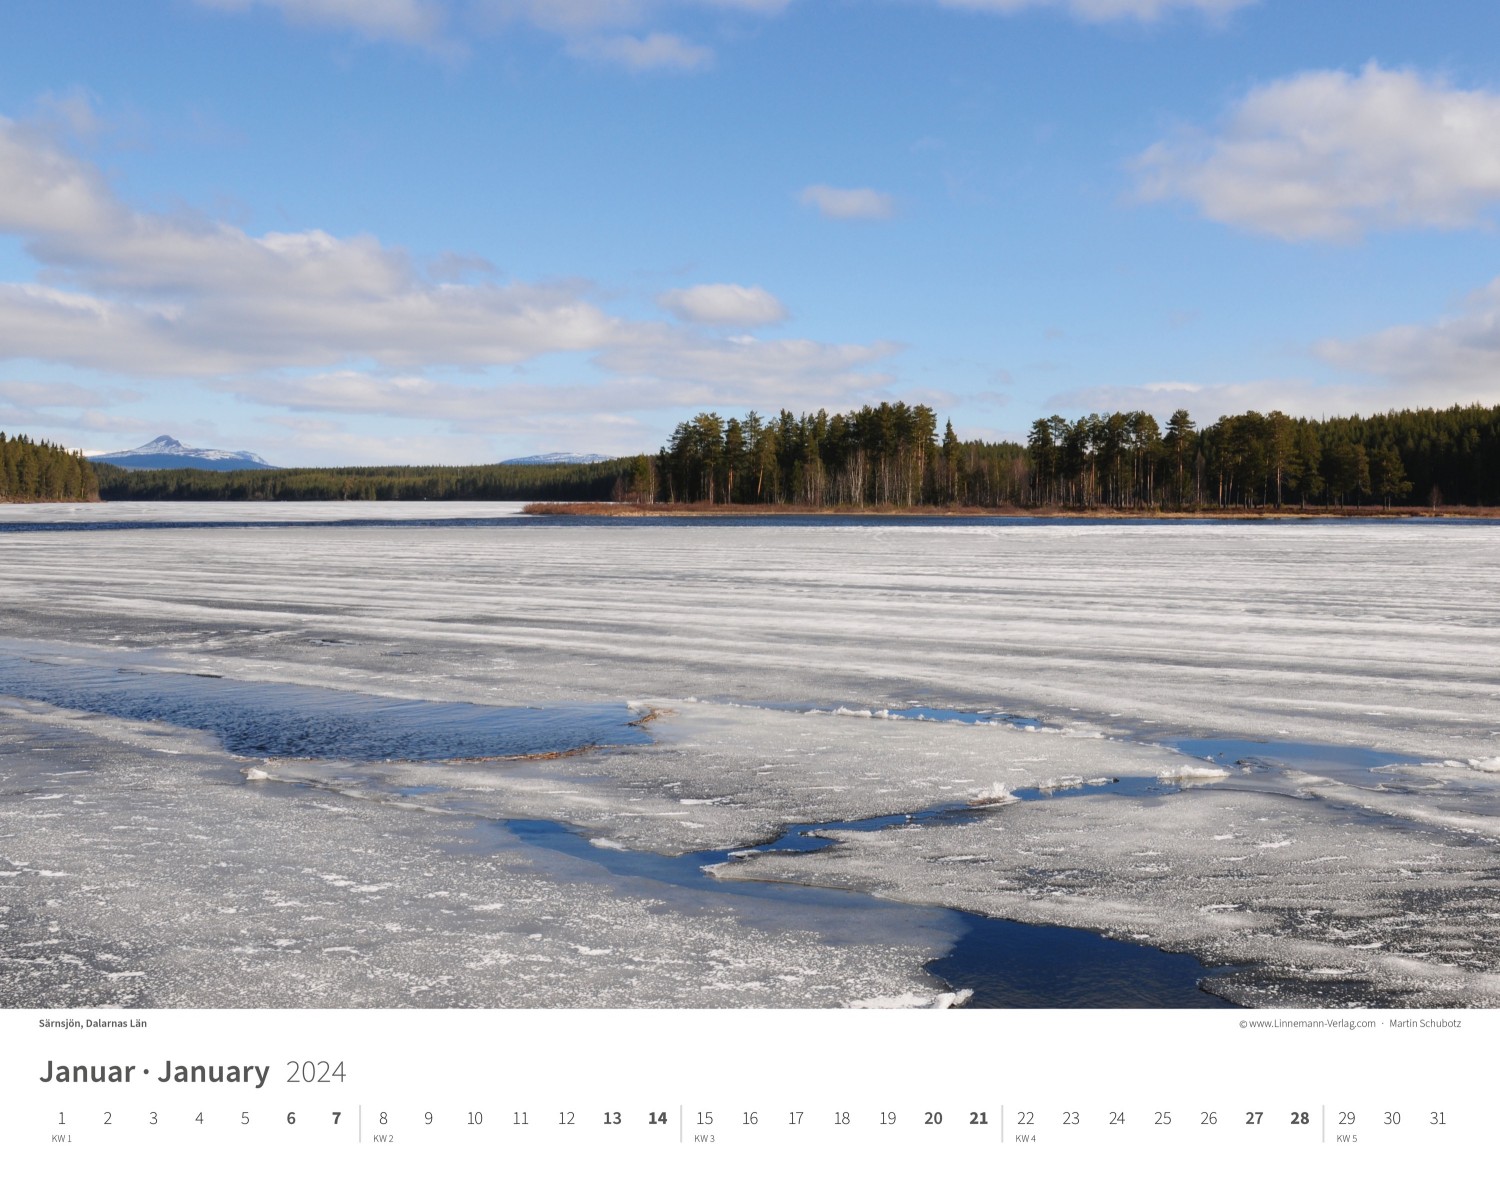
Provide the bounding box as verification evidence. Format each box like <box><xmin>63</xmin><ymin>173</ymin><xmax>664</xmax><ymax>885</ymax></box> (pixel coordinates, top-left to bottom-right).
<box><xmin>2</xmin><ymin>1008</ymin><xmax>1487</xmax><ymax>1173</ymax></box>
<box><xmin>5</xmin><ymin>2</ymin><xmax>1500</xmax><ymax>1174</ymax></box>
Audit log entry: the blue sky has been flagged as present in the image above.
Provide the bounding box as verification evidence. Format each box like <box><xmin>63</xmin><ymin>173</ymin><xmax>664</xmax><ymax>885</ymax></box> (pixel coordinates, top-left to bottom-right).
<box><xmin>3</xmin><ymin>0</ymin><xmax>1500</xmax><ymax>464</ymax></box>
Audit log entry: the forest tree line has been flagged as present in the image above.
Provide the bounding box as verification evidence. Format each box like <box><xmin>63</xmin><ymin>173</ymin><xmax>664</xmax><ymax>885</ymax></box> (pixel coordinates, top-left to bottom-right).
<box><xmin>0</xmin><ymin>433</ymin><xmax>100</xmax><ymax>502</ymax></box>
<box><xmin>635</xmin><ymin>402</ymin><xmax>1500</xmax><ymax>509</ymax></box>
<box><xmin>7</xmin><ymin>401</ymin><xmax>1497</xmax><ymax>508</ymax></box>
<box><xmin>93</xmin><ymin>458</ymin><xmax>635</xmax><ymax>502</ymax></box>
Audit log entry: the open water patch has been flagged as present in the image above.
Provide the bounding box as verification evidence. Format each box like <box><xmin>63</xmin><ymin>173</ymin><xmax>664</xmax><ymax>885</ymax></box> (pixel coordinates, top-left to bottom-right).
<box><xmin>489</xmin><ymin>807</ymin><xmax>1231</xmax><ymax>1008</ymax></box>
<box><xmin>926</xmin><ymin>915</ymin><xmax>1233</xmax><ymax>1008</ymax></box>
<box><xmin>1168</xmin><ymin>736</ymin><xmax>1423</xmax><ymax>788</ymax></box>
<box><xmin>0</xmin><ymin>652</ymin><xmax>649</xmax><ymax>761</ymax></box>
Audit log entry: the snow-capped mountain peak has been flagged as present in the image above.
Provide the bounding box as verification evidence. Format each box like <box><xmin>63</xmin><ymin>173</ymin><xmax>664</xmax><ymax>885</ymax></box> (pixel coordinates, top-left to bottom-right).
<box><xmin>94</xmin><ymin>436</ymin><xmax>277</xmax><ymax>471</ymax></box>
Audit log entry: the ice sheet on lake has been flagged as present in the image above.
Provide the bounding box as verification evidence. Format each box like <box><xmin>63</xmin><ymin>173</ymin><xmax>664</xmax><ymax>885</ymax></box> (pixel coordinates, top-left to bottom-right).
<box><xmin>1</xmin><ymin>513</ymin><xmax>1494</xmax><ymax>764</ymax></box>
<box><xmin>0</xmin><ymin>500</ymin><xmax>531</xmax><ymax>525</ymax></box>
<box><xmin>263</xmin><ymin>699</ymin><xmax>1203</xmax><ymax>855</ymax></box>
<box><xmin>713</xmin><ymin>789</ymin><xmax>1500</xmax><ymax>1007</ymax></box>
<box><xmin>0</xmin><ymin>701</ymin><xmax>962</xmax><ymax>1008</ymax></box>
<box><xmin>2</xmin><ymin>509</ymin><xmax>1497</xmax><ymax>1007</ymax></box>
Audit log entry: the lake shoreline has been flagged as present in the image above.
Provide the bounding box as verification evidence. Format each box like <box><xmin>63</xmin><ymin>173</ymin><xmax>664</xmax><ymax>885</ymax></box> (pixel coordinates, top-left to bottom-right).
<box><xmin>525</xmin><ymin>500</ymin><xmax>1500</xmax><ymax>519</ymax></box>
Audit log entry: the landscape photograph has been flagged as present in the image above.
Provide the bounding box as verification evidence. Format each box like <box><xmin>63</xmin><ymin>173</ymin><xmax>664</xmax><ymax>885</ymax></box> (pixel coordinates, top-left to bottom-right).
<box><xmin>3</xmin><ymin>0</ymin><xmax>1499</xmax><ymax>1013</ymax></box>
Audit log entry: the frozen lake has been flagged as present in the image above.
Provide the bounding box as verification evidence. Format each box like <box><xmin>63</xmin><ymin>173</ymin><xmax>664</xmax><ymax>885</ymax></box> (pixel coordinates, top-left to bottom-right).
<box><xmin>2</xmin><ymin>503</ymin><xmax>1497</xmax><ymax>1007</ymax></box>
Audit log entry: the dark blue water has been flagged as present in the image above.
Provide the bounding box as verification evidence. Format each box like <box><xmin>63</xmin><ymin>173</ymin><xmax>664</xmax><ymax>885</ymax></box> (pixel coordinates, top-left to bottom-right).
<box><xmin>0</xmin><ymin>644</ymin><xmax>1243</xmax><ymax>1004</ymax></box>
<box><xmin>497</xmin><ymin>809</ymin><xmax>1232</xmax><ymax>1008</ymax></box>
<box><xmin>0</xmin><ymin>654</ymin><xmax>649</xmax><ymax>761</ymax></box>
<box><xmin>928</xmin><ymin>913</ymin><xmax>1232</xmax><ymax>1008</ymax></box>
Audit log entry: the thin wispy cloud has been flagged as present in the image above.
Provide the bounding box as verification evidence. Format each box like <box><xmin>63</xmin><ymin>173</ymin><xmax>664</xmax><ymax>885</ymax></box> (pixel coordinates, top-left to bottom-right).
<box><xmin>934</xmin><ymin>0</ymin><xmax>1256</xmax><ymax>21</ymax></box>
<box><xmin>568</xmin><ymin>32</ymin><xmax>714</xmax><ymax>72</ymax></box>
<box><xmin>194</xmin><ymin>0</ymin><xmax>1248</xmax><ymax>71</ymax></box>
<box><xmin>194</xmin><ymin>0</ymin><xmax>450</xmax><ymax>47</ymax></box>
<box><xmin>799</xmin><ymin>184</ymin><xmax>896</xmax><ymax>221</ymax></box>
<box><xmin>1317</xmin><ymin>275</ymin><xmax>1500</xmax><ymax>398</ymax></box>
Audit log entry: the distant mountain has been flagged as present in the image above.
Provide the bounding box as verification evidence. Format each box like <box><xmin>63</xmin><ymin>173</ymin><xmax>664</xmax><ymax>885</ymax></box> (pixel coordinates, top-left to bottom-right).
<box><xmin>501</xmin><ymin>452</ymin><xmax>616</xmax><ymax>466</ymax></box>
<box><xmin>93</xmin><ymin>435</ymin><xmax>277</xmax><ymax>471</ymax></box>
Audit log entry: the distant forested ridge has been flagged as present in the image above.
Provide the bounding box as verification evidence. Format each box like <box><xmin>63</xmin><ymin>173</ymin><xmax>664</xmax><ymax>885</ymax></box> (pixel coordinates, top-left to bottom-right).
<box><xmin>69</xmin><ymin>401</ymin><xmax>1500</xmax><ymax>509</ymax></box>
<box><xmin>0</xmin><ymin>433</ymin><xmax>100</xmax><ymax>502</ymax></box>
<box><xmin>639</xmin><ymin>402</ymin><xmax>1500</xmax><ymax>510</ymax></box>
<box><xmin>95</xmin><ymin>457</ymin><xmax>635</xmax><ymax>502</ymax></box>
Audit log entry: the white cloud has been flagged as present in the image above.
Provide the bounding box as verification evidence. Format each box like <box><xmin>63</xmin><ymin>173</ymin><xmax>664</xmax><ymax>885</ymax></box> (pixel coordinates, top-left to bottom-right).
<box><xmin>0</xmin><ymin>113</ymin><xmax>903</xmax><ymax>450</ymax></box>
<box><xmin>799</xmin><ymin>184</ymin><xmax>896</xmax><ymax>221</ymax></box>
<box><xmin>934</xmin><ymin>0</ymin><xmax>1254</xmax><ymax>21</ymax></box>
<box><xmin>193</xmin><ymin>0</ymin><xmax>449</xmax><ymax>46</ymax></box>
<box><xmin>1136</xmin><ymin>64</ymin><xmax>1500</xmax><ymax>241</ymax></box>
<box><xmin>658</xmin><ymin>283</ymin><xmax>787</xmax><ymax>326</ymax></box>
<box><xmin>1316</xmin><ymin>276</ymin><xmax>1500</xmax><ymax>399</ymax></box>
<box><xmin>569</xmin><ymin>31</ymin><xmax>714</xmax><ymax>71</ymax></box>
<box><xmin>0</xmin><ymin>117</ymin><xmax>622</xmax><ymax>374</ymax></box>
<box><xmin>231</xmin><ymin>326</ymin><xmax>900</xmax><ymax>419</ymax></box>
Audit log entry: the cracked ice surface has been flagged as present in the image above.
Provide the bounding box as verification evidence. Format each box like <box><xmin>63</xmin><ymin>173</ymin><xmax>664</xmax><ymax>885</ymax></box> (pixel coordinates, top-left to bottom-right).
<box><xmin>711</xmin><ymin>791</ymin><xmax>1500</xmax><ymax>1008</ymax></box>
<box><xmin>268</xmin><ymin>700</ymin><xmax>1199</xmax><ymax>856</ymax></box>
<box><xmin>0</xmin><ymin>702</ymin><xmax>962</xmax><ymax>1008</ymax></box>
<box><xmin>0</xmin><ymin>510</ymin><xmax>1495</xmax><ymax>763</ymax></box>
<box><xmin>2</xmin><ymin>506</ymin><xmax>1499</xmax><ymax>1006</ymax></box>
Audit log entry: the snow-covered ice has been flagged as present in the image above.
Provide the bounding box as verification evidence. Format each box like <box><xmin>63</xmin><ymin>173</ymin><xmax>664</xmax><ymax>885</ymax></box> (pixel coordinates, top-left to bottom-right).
<box><xmin>0</xmin><ymin>701</ymin><xmax>963</xmax><ymax>1007</ymax></box>
<box><xmin>1</xmin><ymin>506</ymin><xmax>1497</xmax><ymax>1006</ymax></box>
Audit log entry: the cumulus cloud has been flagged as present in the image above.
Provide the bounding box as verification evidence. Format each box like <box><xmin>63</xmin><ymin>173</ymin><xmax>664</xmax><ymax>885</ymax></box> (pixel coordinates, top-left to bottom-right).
<box><xmin>1135</xmin><ymin>64</ymin><xmax>1500</xmax><ymax>241</ymax></box>
<box><xmin>568</xmin><ymin>31</ymin><xmax>714</xmax><ymax>71</ymax></box>
<box><xmin>935</xmin><ymin>0</ymin><xmax>1254</xmax><ymax>20</ymax></box>
<box><xmin>0</xmin><ymin>112</ymin><xmax>902</xmax><ymax>442</ymax></box>
<box><xmin>194</xmin><ymin>0</ymin><xmax>449</xmax><ymax>46</ymax></box>
<box><xmin>657</xmin><ymin>283</ymin><xmax>787</xmax><ymax>326</ymax></box>
<box><xmin>0</xmin><ymin>116</ymin><xmax>622</xmax><ymax>375</ymax></box>
<box><xmin>799</xmin><ymin>184</ymin><xmax>896</xmax><ymax>221</ymax></box>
